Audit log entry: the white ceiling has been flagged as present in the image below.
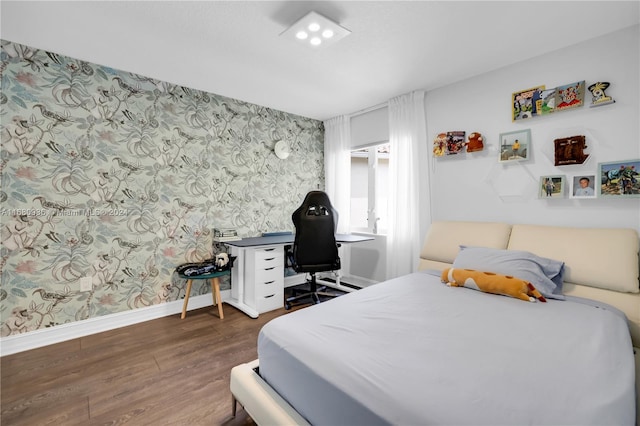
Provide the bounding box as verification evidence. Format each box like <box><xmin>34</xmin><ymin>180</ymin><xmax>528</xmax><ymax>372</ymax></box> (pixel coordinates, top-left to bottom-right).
<box><xmin>1</xmin><ymin>1</ymin><xmax>639</xmax><ymax>121</ymax></box>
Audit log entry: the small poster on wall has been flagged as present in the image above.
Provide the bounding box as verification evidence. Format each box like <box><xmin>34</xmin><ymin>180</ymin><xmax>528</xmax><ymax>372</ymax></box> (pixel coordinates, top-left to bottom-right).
<box><xmin>466</xmin><ymin>132</ymin><xmax>484</xmax><ymax>152</ymax></box>
<box><xmin>445</xmin><ymin>131</ymin><xmax>465</xmax><ymax>155</ymax></box>
<box><xmin>554</xmin><ymin>81</ymin><xmax>585</xmax><ymax>111</ymax></box>
<box><xmin>588</xmin><ymin>82</ymin><xmax>616</xmax><ymax>107</ymax></box>
<box><xmin>433</xmin><ymin>133</ymin><xmax>446</xmax><ymax>157</ymax></box>
<box><xmin>539</xmin><ymin>88</ymin><xmax>557</xmax><ymax>115</ymax></box>
<box><xmin>512</xmin><ymin>85</ymin><xmax>545</xmax><ymax>121</ymax></box>
<box><xmin>553</xmin><ymin>135</ymin><xmax>589</xmax><ymax>166</ymax></box>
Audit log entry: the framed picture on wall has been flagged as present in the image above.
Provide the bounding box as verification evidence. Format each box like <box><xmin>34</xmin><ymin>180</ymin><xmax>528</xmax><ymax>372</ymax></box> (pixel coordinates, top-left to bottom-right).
<box><xmin>598</xmin><ymin>159</ymin><xmax>640</xmax><ymax>197</ymax></box>
<box><xmin>569</xmin><ymin>174</ymin><xmax>597</xmax><ymax>199</ymax></box>
<box><xmin>539</xmin><ymin>175</ymin><xmax>565</xmax><ymax>199</ymax></box>
<box><xmin>499</xmin><ymin>129</ymin><xmax>531</xmax><ymax>163</ymax></box>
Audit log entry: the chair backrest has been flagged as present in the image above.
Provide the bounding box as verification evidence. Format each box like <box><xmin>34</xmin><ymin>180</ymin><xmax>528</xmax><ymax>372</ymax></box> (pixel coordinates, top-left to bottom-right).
<box><xmin>292</xmin><ymin>191</ymin><xmax>341</xmax><ymax>273</ymax></box>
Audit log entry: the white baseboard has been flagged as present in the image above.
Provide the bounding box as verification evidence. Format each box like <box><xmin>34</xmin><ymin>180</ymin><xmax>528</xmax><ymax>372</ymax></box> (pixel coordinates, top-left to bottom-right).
<box><xmin>0</xmin><ymin>290</ymin><xmax>229</xmax><ymax>357</ymax></box>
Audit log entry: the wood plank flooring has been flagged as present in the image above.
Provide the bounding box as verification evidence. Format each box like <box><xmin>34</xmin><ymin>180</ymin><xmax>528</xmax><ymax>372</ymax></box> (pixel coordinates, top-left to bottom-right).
<box><xmin>1</xmin><ymin>303</ymin><xmax>294</xmax><ymax>425</ymax></box>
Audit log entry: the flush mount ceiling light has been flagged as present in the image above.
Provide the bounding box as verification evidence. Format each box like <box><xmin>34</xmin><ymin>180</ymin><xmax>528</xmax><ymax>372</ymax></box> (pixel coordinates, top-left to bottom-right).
<box><xmin>281</xmin><ymin>11</ymin><xmax>351</xmax><ymax>49</ymax></box>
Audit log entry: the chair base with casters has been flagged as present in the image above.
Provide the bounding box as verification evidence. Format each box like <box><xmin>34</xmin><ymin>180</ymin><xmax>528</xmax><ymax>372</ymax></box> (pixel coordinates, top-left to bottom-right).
<box><xmin>177</xmin><ymin>269</ymin><xmax>230</xmax><ymax>319</ymax></box>
<box><xmin>285</xmin><ymin>272</ymin><xmax>339</xmax><ymax>310</ymax></box>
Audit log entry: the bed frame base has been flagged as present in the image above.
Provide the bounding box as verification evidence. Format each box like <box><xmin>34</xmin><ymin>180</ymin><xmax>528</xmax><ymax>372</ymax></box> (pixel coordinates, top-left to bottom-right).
<box><xmin>230</xmin><ymin>359</ymin><xmax>310</xmax><ymax>425</ymax></box>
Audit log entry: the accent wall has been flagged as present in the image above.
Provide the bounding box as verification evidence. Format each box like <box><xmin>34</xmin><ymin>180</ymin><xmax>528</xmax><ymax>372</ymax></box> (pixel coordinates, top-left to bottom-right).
<box><xmin>0</xmin><ymin>40</ymin><xmax>324</xmax><ymax>337</ymax></box>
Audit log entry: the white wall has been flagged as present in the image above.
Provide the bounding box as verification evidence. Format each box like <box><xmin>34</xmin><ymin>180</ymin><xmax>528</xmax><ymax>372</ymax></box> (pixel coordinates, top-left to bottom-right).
<box><xmin>347</xmin><ymin>25</ymin><xmax>639</xmax><ymax>284</ymax></box>
<box><xmin>424</xmin><ymin>25</ymin><xmax>640</xmax><ymax>234</ymax></box>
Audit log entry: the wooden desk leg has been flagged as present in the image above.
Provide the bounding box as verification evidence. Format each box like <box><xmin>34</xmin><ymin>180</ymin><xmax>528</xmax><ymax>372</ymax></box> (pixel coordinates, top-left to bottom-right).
<box><xmin>181</xmin><ymin>279</ymin><xmax>193</xmax><ymax>319</ymax></box>
<box><xmin>211</xmin><ymin>277</ymin><xmax>224</xmax><ymax>319</ymax></box>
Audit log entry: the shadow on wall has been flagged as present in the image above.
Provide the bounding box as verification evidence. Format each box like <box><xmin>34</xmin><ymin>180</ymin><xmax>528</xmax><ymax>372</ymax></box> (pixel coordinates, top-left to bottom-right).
<box><xmin>349</xmin><ymin>235</ymin><xmax>387</xmax><ymax>282</ymax></box>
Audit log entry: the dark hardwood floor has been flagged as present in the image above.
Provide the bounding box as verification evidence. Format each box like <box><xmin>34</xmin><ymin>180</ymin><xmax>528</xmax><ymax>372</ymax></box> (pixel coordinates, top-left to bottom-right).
<box><xmin>1</xmin><ymin>303</ymin><xmax>295</xmax><ymax>425</ymax></box>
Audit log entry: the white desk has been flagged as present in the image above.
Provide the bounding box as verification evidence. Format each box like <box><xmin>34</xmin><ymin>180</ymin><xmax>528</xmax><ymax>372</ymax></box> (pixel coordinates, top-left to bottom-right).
<box><xmin>224</xmin><ymin>234</ymin><xmax>373</xmax><ymax>318</ymax></box>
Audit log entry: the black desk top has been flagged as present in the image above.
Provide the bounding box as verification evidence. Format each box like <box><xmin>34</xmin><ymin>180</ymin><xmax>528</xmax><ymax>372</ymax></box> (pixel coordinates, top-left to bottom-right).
<box><xmin>224</xmin><ymin>233</ymin><xmax>374</xmax><ymax>247</ymax></box>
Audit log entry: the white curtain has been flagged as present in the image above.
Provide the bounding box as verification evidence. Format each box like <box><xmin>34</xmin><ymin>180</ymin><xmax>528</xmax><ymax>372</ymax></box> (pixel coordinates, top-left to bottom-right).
<box><xmin>386</xmin><ymin>91</ymin><xmax>426</xmax><ymax>279</ymax></box>
<box><xmin>323</xmin><ymin>115</ymin><xmax>351</xmax><ymax>234</ymax></box>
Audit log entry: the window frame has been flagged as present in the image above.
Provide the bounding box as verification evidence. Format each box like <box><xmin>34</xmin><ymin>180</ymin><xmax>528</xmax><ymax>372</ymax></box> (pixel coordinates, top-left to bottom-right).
<box><xmin>350</xmin><ymin>142</ymin><xmax>389</xmax><ymax>235</ymax></box>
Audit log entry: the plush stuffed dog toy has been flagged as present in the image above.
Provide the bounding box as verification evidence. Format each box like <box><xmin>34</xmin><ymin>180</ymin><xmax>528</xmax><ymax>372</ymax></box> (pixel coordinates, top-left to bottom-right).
<box><xmin>441</xmin><ymin>268</ymin><xmax>546</xmax><ymax>303</ymax></box>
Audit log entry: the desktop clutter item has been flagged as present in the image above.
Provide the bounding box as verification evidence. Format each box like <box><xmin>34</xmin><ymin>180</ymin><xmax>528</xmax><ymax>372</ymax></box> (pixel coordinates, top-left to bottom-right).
<box><xmin>285</xmin><ymin>191</ymin><xmax>342</xmax><ymax>309</ymax></box>
<box><xmin>176</xmin><ymin>253</ymin><xmax>236</xmax><ymax>320</ymax></box>
<box><xmin>176</xmin><ymin>253</ymin><xmax>236</xmax><ymax>276</ymax></box>
<box><xmin>215</xmin><ymin>252</ymin><xmax>231</xmax><ymax>269</ymax></box>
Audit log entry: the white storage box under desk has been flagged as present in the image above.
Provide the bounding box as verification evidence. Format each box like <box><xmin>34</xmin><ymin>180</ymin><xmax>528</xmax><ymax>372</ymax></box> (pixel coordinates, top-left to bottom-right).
<box><xmin>244</xmin><ymin>245</ymin><xmax>285</xmax><ymax>313</ymax></box>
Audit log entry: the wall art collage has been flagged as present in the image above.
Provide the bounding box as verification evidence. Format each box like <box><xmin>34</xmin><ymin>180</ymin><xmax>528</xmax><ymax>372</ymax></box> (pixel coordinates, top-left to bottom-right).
<box><xmin>539</xmin><ymin>160</ymin><xmax>640</xmax><ymax>199</ymax></box>
<box><xmin>432</xmin><ymin>78</ymin><xmax>638</xmax><ymax>198</ymax></box>
<box><xmin>511</xmin><ymin>80</ymin><xmax>615</xmax><ymax>122</ymax></box>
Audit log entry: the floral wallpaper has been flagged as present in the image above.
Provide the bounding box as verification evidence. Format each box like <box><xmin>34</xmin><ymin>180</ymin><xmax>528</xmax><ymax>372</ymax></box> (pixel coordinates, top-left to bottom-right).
<box><xmin>0</xmin><ymin>40</ymin><xmax>325</xmax><ymax>336</ymax></box>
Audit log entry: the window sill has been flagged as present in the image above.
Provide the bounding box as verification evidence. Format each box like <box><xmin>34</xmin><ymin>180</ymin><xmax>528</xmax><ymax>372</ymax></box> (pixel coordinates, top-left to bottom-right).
<box><xmin>351</xmin><ymin>231</ymin><xmax>387</xmax><ymax>237</ymax></box>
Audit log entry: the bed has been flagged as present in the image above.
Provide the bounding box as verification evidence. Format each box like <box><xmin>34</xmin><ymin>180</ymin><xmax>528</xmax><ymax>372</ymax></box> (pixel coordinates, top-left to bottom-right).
<box><xmin>230</xmin><ymin>221</ymin><xmax>640</xmax><ymax>425</ymax></box>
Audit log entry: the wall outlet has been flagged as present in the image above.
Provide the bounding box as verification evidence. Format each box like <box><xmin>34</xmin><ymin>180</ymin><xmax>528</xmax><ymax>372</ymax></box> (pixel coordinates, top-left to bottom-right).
<box><xmin>80</xmin><ymin>277</ymin><xmax>93</xmax><ymax>292</ymax></box>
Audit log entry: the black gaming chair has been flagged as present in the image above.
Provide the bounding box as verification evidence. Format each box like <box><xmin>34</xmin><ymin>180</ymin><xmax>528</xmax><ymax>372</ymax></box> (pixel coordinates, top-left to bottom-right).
<box><xmin>285</xmin><ymin>191</ymin><xmax>341</xmax><ymax>309</ymax></box>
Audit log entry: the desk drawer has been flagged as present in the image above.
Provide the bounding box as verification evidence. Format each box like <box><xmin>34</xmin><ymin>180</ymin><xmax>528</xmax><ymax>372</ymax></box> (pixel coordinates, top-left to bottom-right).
<box><xmin>256</xmin><ymin>275</ymin><xmax>282</xmax><ymax>299</ymax></box>
<box><xmin>244</xmin><ymin>245</ymin><xmax>285</xmax><ymax>314</ymax></box>
<box><xmin>257</xmin><ymin>289</ymin><xmax>284</xmax><ymax>313</ymax></box>
<box><xmin>255</xmin><ymin>266</ymin><xmax>283</xmax><ymax>288</ymax></box>
<box><xmin>254</xmin><ymin>247</ymin><xmax>284</xmax><ymax>269</ymax></box>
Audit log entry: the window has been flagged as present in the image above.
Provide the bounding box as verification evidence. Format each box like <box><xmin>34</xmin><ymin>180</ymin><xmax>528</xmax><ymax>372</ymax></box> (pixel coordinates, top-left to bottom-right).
<box><xmin>350</xmin><ymin>143</ymin><xmax>389</xmax><ymax>234</ymax></box>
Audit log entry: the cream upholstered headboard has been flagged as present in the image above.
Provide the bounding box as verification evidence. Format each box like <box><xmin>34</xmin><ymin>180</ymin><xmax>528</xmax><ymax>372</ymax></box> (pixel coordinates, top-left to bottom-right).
<box><xmin>418</xmin><ymin>221</ymin><xmax>640</xmax><ymax>347</ymax></box>
<box><xmin>418</xmin><ymin>221</ymin><xmax>512</xmax><ymax>271</ymax></box>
